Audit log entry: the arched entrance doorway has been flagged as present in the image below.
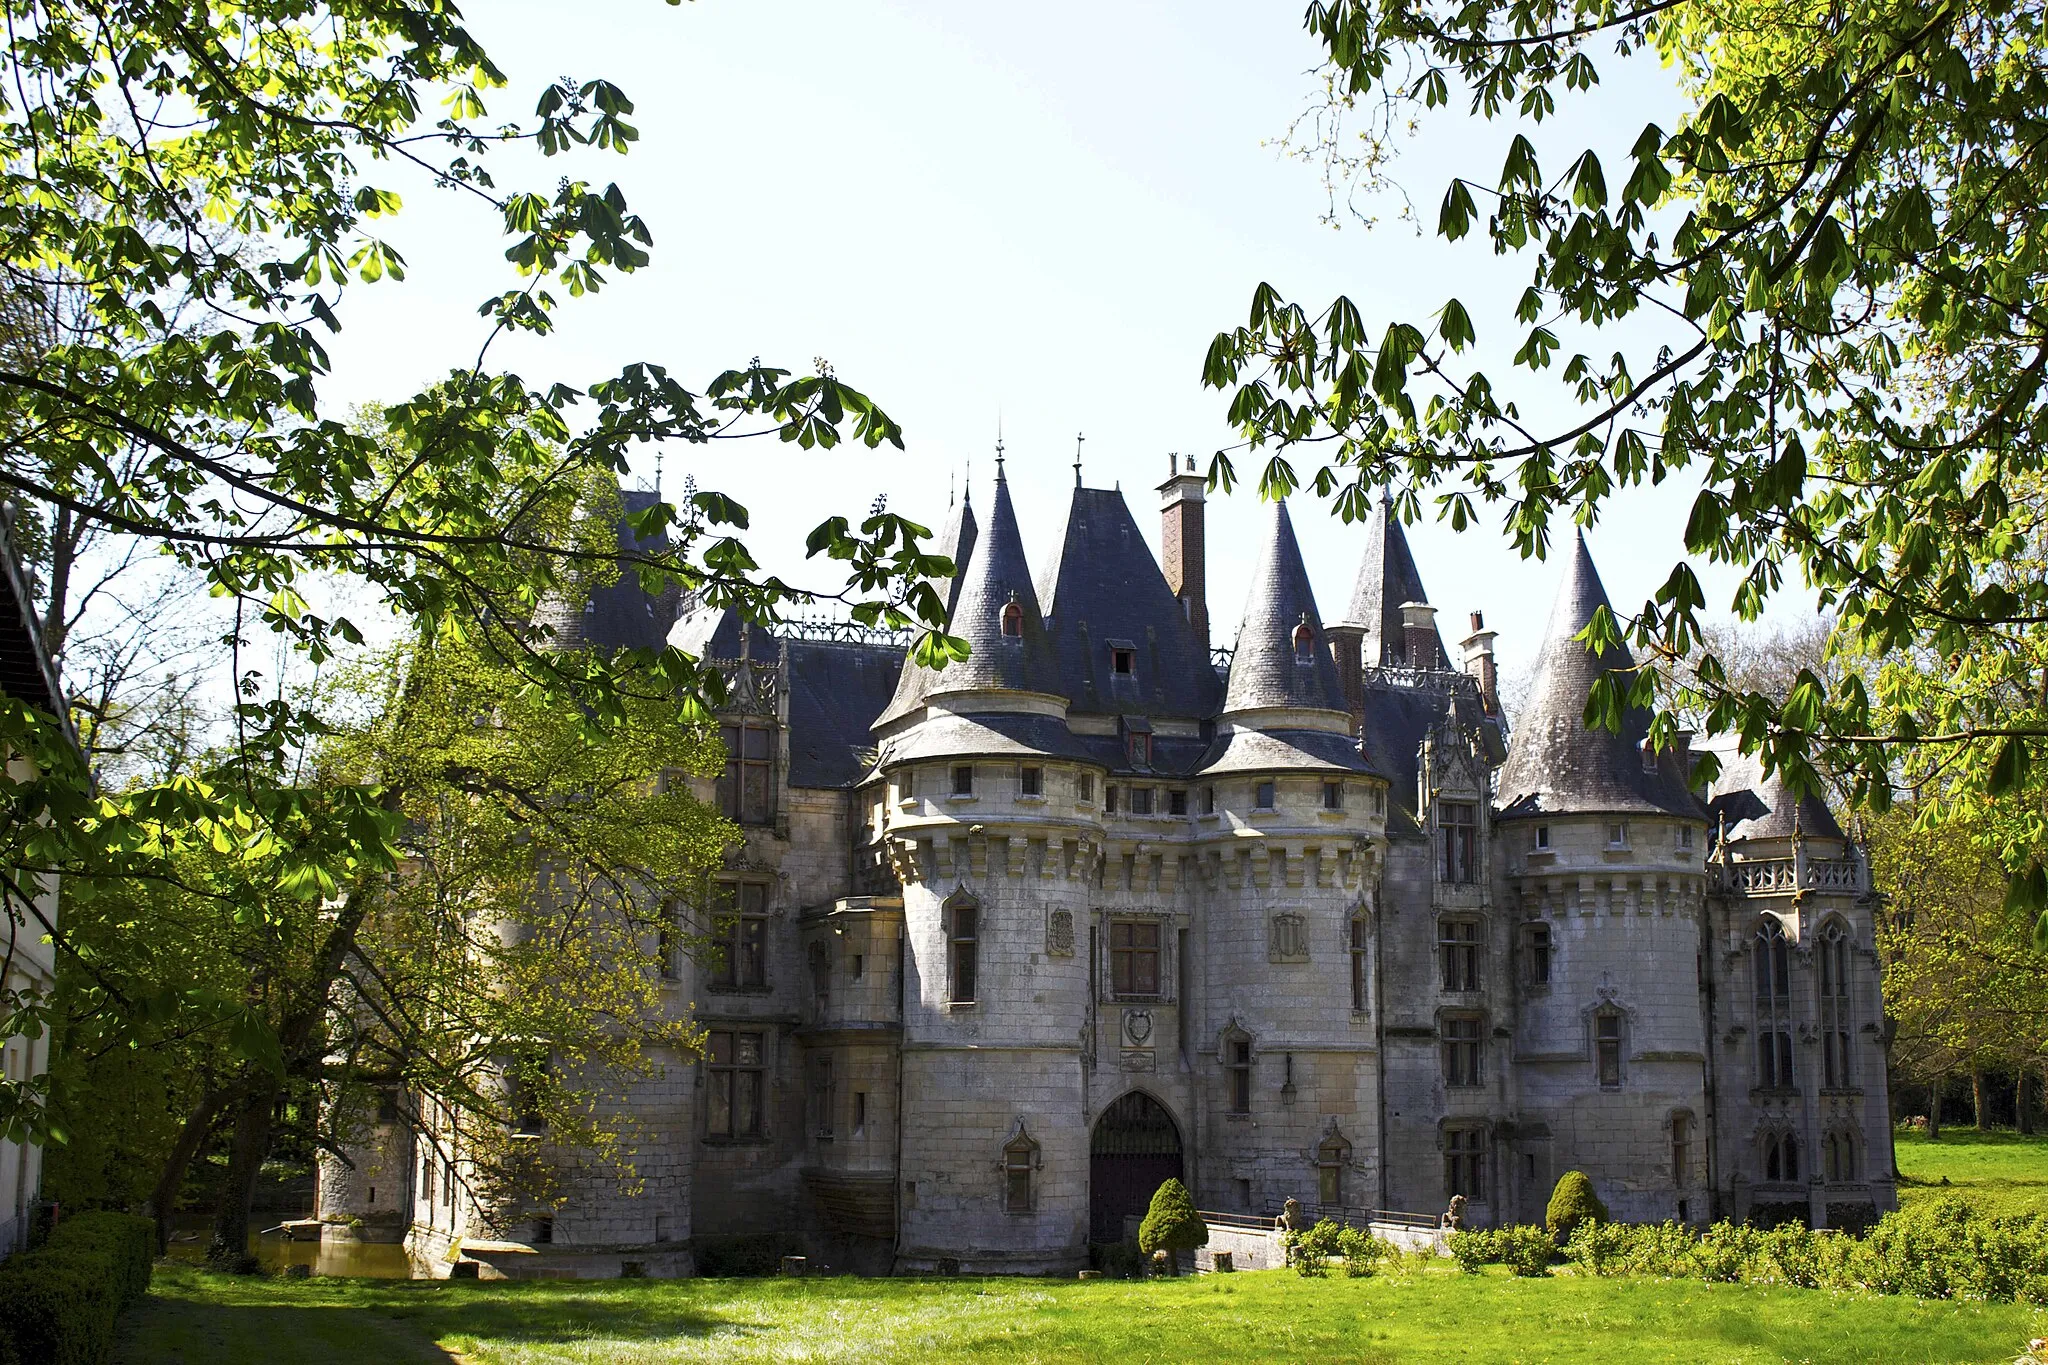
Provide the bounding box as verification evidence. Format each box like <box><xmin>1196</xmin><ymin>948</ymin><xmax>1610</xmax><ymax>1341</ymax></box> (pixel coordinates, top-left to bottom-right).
<box><xmin>1089</xmin><ymin>1091</ymin><xmax>1183</xmax><ymax>1243</ymax></box>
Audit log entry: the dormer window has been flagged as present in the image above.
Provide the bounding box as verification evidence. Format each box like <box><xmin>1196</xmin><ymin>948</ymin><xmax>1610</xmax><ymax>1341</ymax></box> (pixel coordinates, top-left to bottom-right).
<box><xmin>1126</xmin><ymin>732</ymin><xmax>1151</xmax><ymax>767</ymax></box>
<box><xmin>1111</xmin><ymin>646</ymin><xmax>1135</xmax><ymax>675</ymax></box>
<box><xmin>1001</xmin><ymin>597</ymin><xmax>1023</xmax><ymax>638</ymax></box>
<box><xmin>1293</xmin><ymin>617</ymin><xmax>1315</xmax><ymax>663</ymax></box>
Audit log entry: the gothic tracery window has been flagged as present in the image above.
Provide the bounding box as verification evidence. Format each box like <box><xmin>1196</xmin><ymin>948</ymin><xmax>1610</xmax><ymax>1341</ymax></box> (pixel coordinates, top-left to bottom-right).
<box><xmin>1753</xmin><ymin>919</ymin><xmax>1795</xmax><ymax>1090</ymax></box>
<box><xmin>1818</xmin><ymin>920</ymin><xmax>1854</xmax><ymax>1088</ymax></box>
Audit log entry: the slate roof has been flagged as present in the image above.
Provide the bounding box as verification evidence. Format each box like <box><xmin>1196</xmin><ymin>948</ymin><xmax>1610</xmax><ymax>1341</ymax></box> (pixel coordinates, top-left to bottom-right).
<box><xmin>667</xmin><ymin>594</ymin><xmax>744</xmax><ymax>658</ymax></box>
<box><xmin>786</xmin><ymin>640</ymin><xmax>903</xmax><ymax>788</ymax></box>
<box><xmin>1494</xmin><ymin>532</ymin><xmax>1707</xmax><ymax>820</ymax></box>
<box><xmin>878</xmin><ymin>469</ymin><xmax>1064</xmax><ymax>725</ymax></box>
<box><xmin>1222</xmin><ymin>500</ymin><xmax>1351</xmax><ymax>717</ymax></box>
<box><xmin>1037</xmin><ymin>487</ymin><xmax>1223</xmax><ymax>721</ymax></box>
<box><xmin>1360</xmin><ymin>678</ymin><xmax>1501</xmax><ymax>812</ymax></box>
<box><xmin>0</xmin><ymin>518</ymin><xmax>63</xmax><ymax>717</ymax></box>
<box><xmin>536</xmin><ymin>487</ymin><xmax>681</xmax><ymax>653</ymax></box>
<box><xmin>1194</xmin><ymin>726</ymin><xmax>1375</xmax><ymax>778</ymax></box>
<box><xmin>1336</xmin><ymin>492</ymin><xmax>1448</xmax><ymax>667</ymax></box>
<box><xmin>932</xmin><ymin>489</ymin><xmax>979</xmax><ymax>619</ymax></box>
<box><xmin>1705</xmin><ymin>747</ymin><xmax>1844</xmax><ymax>842</ymax></box>
<box><xmin>877</xmin><ymin>710</ymin><xmax>1095</xmax><ymax>765</ymax></box>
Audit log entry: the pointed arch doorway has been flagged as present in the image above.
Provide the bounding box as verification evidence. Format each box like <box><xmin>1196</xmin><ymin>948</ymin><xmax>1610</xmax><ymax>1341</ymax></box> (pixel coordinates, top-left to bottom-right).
<box><xmin>1089</xmin><ymin>1090</ymin><xmax>1183</xmax><ymax>1243</ymax></box>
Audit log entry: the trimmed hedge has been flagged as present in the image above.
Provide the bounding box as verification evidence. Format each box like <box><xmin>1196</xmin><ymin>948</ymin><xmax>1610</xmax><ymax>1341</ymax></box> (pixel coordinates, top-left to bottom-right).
<box><xmin>48</xmin><ymin>1211</ymin><xmax>155</xmax><ymax>1310</ymax></box>
<box><xmin>0</xmin><ymin>1211</ymin><xmax>155</xmax><ymax>1365</ymax></box>
<box><xmin>1544</xmin><ymin>1170</ymin><xmax>1608</xmax><ymax>1240</ymax></box>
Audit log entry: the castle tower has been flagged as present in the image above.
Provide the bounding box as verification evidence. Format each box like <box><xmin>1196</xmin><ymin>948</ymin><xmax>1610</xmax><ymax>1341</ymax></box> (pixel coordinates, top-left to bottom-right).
<box><xmin>1493</xmin><ymin>532</ymin><xmax>1711</xmax><ymax>1225</ymax></box>
<box><xmin>1705</xmin><ymin>751</ymin><xmax>1895</xmax><ymax>1228</ymax></box>
<box><xmin>875</xmin><ymin>464</ymin><xmax>1100</xmax><ymax>1273</ymax></box>
<box><xmin>1192</xmin><ymin>499</ymin><xmax>1387</xmax><ymax>1219</ymax></box>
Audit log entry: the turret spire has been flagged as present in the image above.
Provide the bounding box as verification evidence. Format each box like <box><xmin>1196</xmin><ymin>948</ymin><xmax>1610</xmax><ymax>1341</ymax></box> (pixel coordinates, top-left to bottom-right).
<box><xmin>1222</xmin><ymin>500</ymin><xmax>1349</xmax><ymax>717</ymax></box>
<box><xmin>1334</xmin><ymin>489</ymin><xmax>1445</xmax><ymax>668</ymax></box>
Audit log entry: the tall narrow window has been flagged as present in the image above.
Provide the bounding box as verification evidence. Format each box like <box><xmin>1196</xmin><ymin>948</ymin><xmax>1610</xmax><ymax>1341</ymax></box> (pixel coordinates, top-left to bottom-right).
<box><xmin>658</xmin><ymin>901</ymin><xmax>680</xmax><ymax>982</ymax></box>
<box><xmin>1534</xmin><ymin>824</ymin><xmax>1551</xmax><ymax>850</ymax></box>
<box><xmin>1823</xmin><ymin>1130</ymin><xmax>1857</xmax><ymax>1181</ymax></box>
<box><xmin>1255</xmin><ymin>780</ymin><xmax>1276</xmax><ymax>810</ymax></box>
<box><xmin>709</xmin><ymin>882</ymin><xmax>769</xmax><ymax>990</ymax></box>
<box><xmin>1020</xmin><ymin>765</ymin><xmax>1042</xmax><ymax>796</ymax></box>
<box><xmin>1105</xmin><ymin>784</ymin><xmax>1120</xmax><ymax>814</ymax></box>
<box><xmin>1317</xmin><ymin>1130</ymin><xmax>1350</xmax><ymax>1207</ymax></box>
<box><xmin>1445</xmin><ymin>1126</ymin><xmax>1485</xmax><ymax>1201</ymax></box>
<box><xmin>1111</xmin><ymin>920</ymin><xmax>1161</xmax><ymax>997</ymax></box>
<box><xmin>1440</xmin><ymin>802</ymin><xmax>1477</xmax><ymax>883</ymax></box>
<box><xmin>1004</xmin><ymin>1132</ymin><xmax>1037</xmax><ymax>1213</ymax></box>
<box><xmin>707</xmin><ymin>1030</ymin><xmax>765</xmax><ymax>1139</ymax></box>
<box><xmin>1293</xmin><ymin>620</ymin><xmax>1316</xmax><ymax>662</ymax></box>
<box><xmin>948</xmin><ymin>897</ymin><xmax>979</xmax><ymax>1004</ymax></box>
<box><xmin>1203</xmin><ymin>786</ymin><xmax>1217</xmax><ymax>816</ymax></box>
<box><xmin>1126</xmin><ymin>731</ymin><xmax>1152</xmax><ymax>767</ymax></box>
<box><xmin>1818</xmin><ymin>922</ymin><xmax>1853</xmax><ymax>1088</ymax></box>
<box><xmin>1000</xmin><ymin>599</ymin><xmax>1023</xmax><ymax>637</ymax></box>
<box><xmin>1672</xmin><ymin>1113</ymin><xmax>1692</xmax><ymax>1186</ymax></box>
<box><xmin>1349</xmin><ymin>915</ymin><xmax>1370</xmax><ymax>1013</ymax></box>
<box><xmin>1763</xmin><ymin>1131</ymin><xmax>1799</xmax><ymax>1182</ymax></box>
<box><xmin>1439</xmin><ymin>918</ymin><xmax>1482</xmax><ymax>992</ymax></box>
<box><xmin>1077</xmin><ymin>772</ymin><xmax>1094</xmax><ymax>803</ymax></box>
<box><xmin>1524</xmin><ymin>922</ymin><xmax>1552</xmax><ymax>986</ymax></box>
<box><xmin>1443</xmin><ymin>1015</ymin><xmax>1483</xmax><ymax>1087</ymax></box>
<box><xmin>719</xmin><ymin>719</ymin><xmax>776</xmax><ymax>824</ymax></box>
<box><xmin>1228</xmin><ymin>1037</ymin><xmax>1253</xmax><ymax>1114</ymax></box>
<box><xmin>952</xmin><ymin>764</ymin><xmax>974</xmax><ymax>796</ymax></box>
<box><xmin>1323</xmin><ymin>780</ymin><xmax>1343</xmax><ymax>810</ymax></box>
<box><xmin>1595</xmin><ymin>1010</ymin><xmax>1623</xmax><ymax>1088</ymax></box>
<box><xmin>807</xmin><ymin>942</ymin><xmax>831</xmax><ymax>1021</ymax></box>
<box><xmin>1753</xmin><ymin>919</ymin><xmax>1794</xmax><ymax>1090</ymax></box>
<box><xmin>1168</xmin><ymin>788</ymin><xmax>1188</xmax><ymax>816</ymax></box>
<box><xmin>810</xmin><ymin>1053</ymin><xmax>835</xmax><ymax>1139</ymax></box>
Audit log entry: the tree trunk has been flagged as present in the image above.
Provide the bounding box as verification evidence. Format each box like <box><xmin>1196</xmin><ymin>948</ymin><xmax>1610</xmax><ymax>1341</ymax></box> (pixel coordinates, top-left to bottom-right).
<box><xmin>206</xmin><ymin>1084</ymin><xmax>278</xmax><ymax>1270</ymax></box>
<box><xmin>1927</xmin><ymin>1074</ymin><xmax>1942</xmax><ymax>1140</ymax></box>
<box><xmin>1972</xmin><ymin>1064</ymin><xmax>1990</xmax><ymax>1132</ymax></box>
<box><xmin>148</xmin><ymin>1085</ymin><xmax>227</xmax><ymax>1253</ymax></box>
<box><xmin>2020</xmin><ymin>1070</ymin><xmax>2037</xmax><ymax>1137</ymax></box>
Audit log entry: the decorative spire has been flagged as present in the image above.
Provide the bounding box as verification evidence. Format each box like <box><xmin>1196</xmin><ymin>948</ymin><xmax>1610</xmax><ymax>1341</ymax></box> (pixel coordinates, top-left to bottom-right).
<box><xmin>1334</xmin><ymin>489</ymin><xmax>1443</xmax><ymax>667</ymax></box>
<box><xmin>1221</xmin><ymin>500</ymin><xmax>1349</xmax><ymax>717</ymax></box>
<box><xmin>1074</xmin><ymin>431</ymin><xmax>1085</xmax><ymax>488</ymax></box>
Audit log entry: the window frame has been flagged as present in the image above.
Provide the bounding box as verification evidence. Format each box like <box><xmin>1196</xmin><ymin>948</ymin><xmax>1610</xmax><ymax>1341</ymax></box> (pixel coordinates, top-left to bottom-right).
<box><xmin>1442</xmin><ymin>1014</ymin><xmax>1484</xmax><ymax>1088</ymax></box>
<box><xmin>1440</xmin><ymin>801</ymin><xmax>1478</xmax><ymax>883</ymax></box>
<box><xmin>708</xmin><ymin>881</ymin><xmax>771</xmax><ymax>992</ymax></box>
<box><xmin>947</xmin><ymin>896</ymin><xmax>979</xmax><ymax>1005</ymax></box>
<box><xmin>1595</xmin><ymin>1009</ymin><xmax>1624</xmax><ymax>1089</ymax></box>
<box><xmin>1323</xmin><ymin>780</ymin><xmax>1343</xmax><ymax>811</ymax></box>
<box><xmin>1523</xmin><ymin>921</ymin><xmax>1552</xmax><ymax>987</ymax></box>
<box><xmin>1003</xmin><ymin>1131</ymin><xmax>1039</xmax><ymax>1213</ymax></box>
<box><xmin>1445</xmin><ymin>1125</ymin><xmax>1486</xmax><ymax>1202</ymax></box>
<box><xmin>1439</xmin><ymin>917</ymin><xmax>1482</xmax><ymax>993</ymax></box>
<box><xmin>1020</xmin><ymin>765</ymin><xmax>1043</xmax><ymax>797</ymax></box>
<box><xmin>951</xmin><ymin>764</ymin><xmax>975</xmax><ymax>796</ymax></box>
<box><xmin>1349</xmin><ymin>915</ymin><xmax>1371</xmax><ymax>1013</ymax></box>
<box><xmin>718</xmin><ymin>718</ymin><xmax>777</xmax><ymax>825</ymax></box>
<box><xmin>1227</xmin><ymin>1035</ymin><xmax>1253</xmax><ymax>1114</ymax></box>
<box><xmin>1255</xmin><ymin>780</ymin><xmax>1276</xmax><ymax>810</ymax></box>
<box><xmin>706</xmin><ymin>1028</ymin><xmax>767</xmax><ymax>1141</ymax></box>
<box><xmin>1109</xmin><ymin>919</ymin><xmax>1163</xmax><ymax>999</ymax></box>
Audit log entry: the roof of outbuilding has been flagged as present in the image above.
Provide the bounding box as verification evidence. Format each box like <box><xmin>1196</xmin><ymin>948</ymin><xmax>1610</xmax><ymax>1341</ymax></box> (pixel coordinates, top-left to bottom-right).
<box><xmin>1037</xmin><ymin>486</ymin><xmax>1222</xmax><ymax>722</ymax></box>
<box><xmin>786</xmin><ymin>640</ymin><xmax>904</xmax><ymax>788</ymax></box>
<box><xmin>1335</xmin><ymin>492</ymin><xmax>1448</xmax><ymax>667</ymax></box>
<box><xmin>1705</xmin><ymin>747</ymin><xmax>1845</xmax><ymax>842</ymax></box>
<box><xmin>877</xmin><ymin>469</ymin><xmax>1065</xmax><ymax>725</ymax></box>
<box><xmin>1494</xmin><ymin>532</ymin><xmax>1707</xmax><ymax>820</ymax></box>
<box><xmin>1222</xmin><ymin>500</ymin><xmax>1351</xmax><ymax>718</ymax></box>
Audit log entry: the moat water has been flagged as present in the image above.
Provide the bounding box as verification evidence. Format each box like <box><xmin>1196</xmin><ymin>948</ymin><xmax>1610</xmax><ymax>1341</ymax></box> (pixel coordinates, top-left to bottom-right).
<box><xmin>163</xmin><ymin>1220</ymin><xmax>414</xmax><ymax>1278</ymax></box>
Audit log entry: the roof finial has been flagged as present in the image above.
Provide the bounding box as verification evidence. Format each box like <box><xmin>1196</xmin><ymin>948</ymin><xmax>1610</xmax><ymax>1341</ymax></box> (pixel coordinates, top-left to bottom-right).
<box><xmin>1074</xmin><ymin>431</ymin><xmax>1085</xmax><ymax>488</ymax></box>
<box><xmin>654</xmin><ymin>452</ymin><xmax>663</xmax><ymax>499</ymax></box>
<box><xmin>995</xmin><ymin>424</ymin><xmax>1006</xmax><ymax>480</ymax></box>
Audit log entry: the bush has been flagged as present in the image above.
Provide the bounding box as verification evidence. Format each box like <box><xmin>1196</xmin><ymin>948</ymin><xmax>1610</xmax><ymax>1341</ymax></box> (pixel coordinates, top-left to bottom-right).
<box><xmin>1136</xmin><ymin>1179</ymin><xmax>1207</xmax><ymax>1275</ymax></box>
<box><xmin>47</xmin><ymin>1211</ymin><xmax>154</xmax><ymax>1310</ymax></box>
<box><xmin>1499</xmin><ymin>1225</ymin><xmax>1555</xmax><ymax>1278</ymax></box>
<box><xmin>1283</xmin><ymin>1219</ymin><xmax>1345</xmax><ymax>1277</ymax></box>
<box><xmin>1565</xmin><ymin>1218</ymin><xmax>1629</xmax><ymax>1276</ymax></box>
<box><xmin>1544</xmin><ymin>1171</ymin><xmax>1608</xmax><ymax>1241</ymax></box>
<box><xmin>1087</xmin><ymin>1240</ymin><xmax>1145</xmax><ymax>1280</ymax></box>
<box><xmin>1334</xmin><ymin>1225</ymin><xmax>1390</xmax><ymax>1278</ymax></box>
<box><xmin>0</xmin><ymin>1246</ymin><xmax>121</xmax><ymax>1365</ymax></box>
<box><xmin>1447</xmin><ymin>1228</ymin><xmax>1498</xmax><ymax>1274</ymax></box>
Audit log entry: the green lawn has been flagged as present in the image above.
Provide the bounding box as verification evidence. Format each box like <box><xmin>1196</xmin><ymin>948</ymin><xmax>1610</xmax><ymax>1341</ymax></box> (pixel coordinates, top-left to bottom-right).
<box><xmin>1895</xmin><ymin>1127</ymin><xmax>2048</xmax><ymax>1219</ymax></box>
<box><xmin>120</xmin><ymin>1262</ymin><xmax>2046</xmax><ymax>1365</ymax></box>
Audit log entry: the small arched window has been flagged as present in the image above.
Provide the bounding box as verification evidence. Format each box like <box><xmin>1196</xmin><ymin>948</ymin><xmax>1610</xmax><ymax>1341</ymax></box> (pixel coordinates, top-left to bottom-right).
<box><xmin>1763</xmin><ymin>1131</ymin><xmax>1800</xmax><ymax>1183</ymax></box>
<box><xmin>1000</xmin><ymin>598</ymin><xmax>1023</xmax><ymax>638</ymax></box>
<box><xmin>1293</xmin><ymin>619</ymin><xmax>1315</xmax><ymax>663</ymax></box>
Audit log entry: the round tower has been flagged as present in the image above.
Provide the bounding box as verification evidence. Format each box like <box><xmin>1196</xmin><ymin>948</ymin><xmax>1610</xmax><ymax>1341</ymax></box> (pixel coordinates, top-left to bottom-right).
<box><xmin>1494</xmin><ymin>532</ymin><xmax>1711</xmax><ymax>1225</ymax></box>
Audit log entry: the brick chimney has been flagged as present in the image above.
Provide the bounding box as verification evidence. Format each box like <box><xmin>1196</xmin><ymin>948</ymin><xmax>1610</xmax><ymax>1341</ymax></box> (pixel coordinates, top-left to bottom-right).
<box><xmin>1158</xmin><ymin>453</ymin><xmax>1209</xmax><ymax>657</ymax></box>
<box><xmin>1460</xmin><ymin>610</ymin><xmax>1498</xmax><ymax>713</ymax></box>
<box><xmin>1399</xmin><ymin>601</ymin><xmax>1439</xmax><ymax>671</ymax></box>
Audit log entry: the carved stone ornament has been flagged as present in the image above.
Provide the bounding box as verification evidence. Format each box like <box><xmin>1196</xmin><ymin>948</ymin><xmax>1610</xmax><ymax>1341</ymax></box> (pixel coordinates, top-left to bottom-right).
<box><xmin>1122</xmin><ymin>1009</ymin><xmax>1154</xmax><ymax>1047</ymax></box>
<box><xmin>1047</xmin><ymin>908</ymin><xmax>1075</xmax><ymax>956</ymax></box>
<box><xmin>1269</xmin><ymin>912</ymin><xmax>1310</xmax><ymax>962</ymax></box>
<box><xmin>1119</xmin><ymin>1049</ymin><xmax>1156</xmax><ymax>1072</ymax></box>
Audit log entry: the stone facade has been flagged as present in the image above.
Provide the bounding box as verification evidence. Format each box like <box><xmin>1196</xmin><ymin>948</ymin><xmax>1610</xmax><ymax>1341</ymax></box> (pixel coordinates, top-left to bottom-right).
<box><xmin>319</xmin><ymin>475</ymin><xmax>1895</xmax><ymax>1276</ymax></box>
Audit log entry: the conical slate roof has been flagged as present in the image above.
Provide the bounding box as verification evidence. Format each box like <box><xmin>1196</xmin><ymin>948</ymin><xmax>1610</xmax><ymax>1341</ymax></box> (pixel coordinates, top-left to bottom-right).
<box><xmin>1336</xmin><ymin>491</ymin><xmax>1447</xmax><ymax>667</ymax></box>
<box><xmin>1706</xmin><ymin>748</ymin><xmax>1844</xmax><ymax>842</ymax></box>
<box><xmin>932</xmin><ymin>484</ymin><xmax>979</xmax><ymax>619</ymax></box>
<box><xmin>1037</xmin><ymin>486</ymin><xmax>1222</xmax><ymax>720</ymax></box>
<box><xmin>877</xmin><ymin>468</ymin><xmax>1063</xmax><ymax>725</ymax></box>
<box><xmin>1222</xmin><ymin>500</ymin><xmax>1350</xmax><ymax>716</ymax></box>
<box><xmin>535</xmin><ymin>486</ymin><xmax>679</xmax><ymax>653</ymax></box>
<box><xmin>1495</xmin><ymin>532</ymin><xmax>1706</xmax><ymax>819</ymax></box>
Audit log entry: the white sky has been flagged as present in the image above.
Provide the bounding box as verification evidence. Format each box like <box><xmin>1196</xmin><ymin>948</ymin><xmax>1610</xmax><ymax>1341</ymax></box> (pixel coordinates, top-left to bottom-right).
<box><xmin>316</xmin><ymin>0</ymin><xmax>1807</xmax><ymax>684</ymax></box>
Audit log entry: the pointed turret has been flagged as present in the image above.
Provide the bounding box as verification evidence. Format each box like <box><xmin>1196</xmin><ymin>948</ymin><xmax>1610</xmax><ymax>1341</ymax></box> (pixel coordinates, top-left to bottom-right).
<box><xmin>1221</xmin><ymin>500</ymin><xmax>1350</xmax><ymax>718</ymax></box>
<box><xmin>932</xmin><ymin>480</ymin><xmax>979</xmax><ymax>619</ymax></box>
<box><xmin>1495</xmin><ymin>532</ymin><xmax>1704</xmax><ymax>818</ymax></box>
<box><xmin>1335</xmin><ymin>491</ymin><xmax>1447</xmax><ymax>668</ymax></box>
<box><xmin>877</xmin><ymin>466</ymin><xmax>1063</xmax><ymax>726</ymax></box>
<box><xmin>1706</xmin><ymin>748</ymin><xmax>1844</xmax><ymax>843</ymax></box>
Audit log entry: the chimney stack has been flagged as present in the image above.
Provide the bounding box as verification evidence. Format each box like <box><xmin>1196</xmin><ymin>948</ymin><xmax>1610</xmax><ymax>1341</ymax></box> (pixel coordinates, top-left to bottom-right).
<box><xmin>1460</xmin><ymin>609</ymin><xmax>1499</xmax><ymax>713</ymax></box>
<box><xmin>1399</xmin><ymin>601</ymin><xmax>1440</xmax><ymax>671</ymax></box>
<box><xmin>1158</xmin><ymin>453</ymin><xmax>1209</xmax><ymax>658</ymax></box>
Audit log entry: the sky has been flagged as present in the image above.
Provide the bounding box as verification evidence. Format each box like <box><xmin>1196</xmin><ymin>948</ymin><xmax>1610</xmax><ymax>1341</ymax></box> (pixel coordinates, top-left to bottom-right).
<box><xmin>316</xmin><ymin>0</ymin><xmax>1807</xmax><ymax>686</ymax></box>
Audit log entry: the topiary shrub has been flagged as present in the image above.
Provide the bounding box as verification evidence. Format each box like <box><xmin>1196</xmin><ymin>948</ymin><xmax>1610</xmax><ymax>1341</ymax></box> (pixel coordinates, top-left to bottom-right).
<box><xmin>1136</xmin><ymin>1179</ymin><xmax>1207</xmax><ymax>1276</ymax></box>
<box><xmin>1544</xmin><ymin>1170</ymin><xmax>1608</xmax><ymax>1241</ymax></box>
<box><xmin>0</xmin><ymin>1246</ymin><xmax>121</xmax><ymax>1365</ymax></box>
<box><xmin>47</xmin><ymin>1211</ymin><xmax>154</xmax><ymax>1311</ymax></box>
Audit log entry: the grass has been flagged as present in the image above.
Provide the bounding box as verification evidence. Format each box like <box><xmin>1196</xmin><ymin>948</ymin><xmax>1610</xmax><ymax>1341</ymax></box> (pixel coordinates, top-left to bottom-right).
<box><xmin>1895</xmin><ymin>1127</ymin><xmax>2048</xmax><ymax>1219</ymax></box>
<box><xmin>120</xmin><ymin>1261</ymin><xmax>2046</xmax><ymax>1365</ymax></box>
